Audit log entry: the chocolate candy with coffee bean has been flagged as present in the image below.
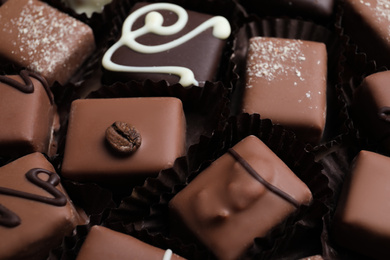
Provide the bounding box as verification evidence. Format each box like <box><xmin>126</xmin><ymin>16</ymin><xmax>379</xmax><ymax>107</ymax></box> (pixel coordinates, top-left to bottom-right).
<box><xmin>61</xmin><ymin>97</ymin><xmax>186</xmax><ymax>186</ymax></box>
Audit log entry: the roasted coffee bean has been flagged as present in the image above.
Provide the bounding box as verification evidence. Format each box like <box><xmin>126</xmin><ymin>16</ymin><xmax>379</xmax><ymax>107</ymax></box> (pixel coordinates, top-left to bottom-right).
<box><xmin>105</xmin><ymin>121</ymin><xmax>141</xmax><ymax>155</ymax></box>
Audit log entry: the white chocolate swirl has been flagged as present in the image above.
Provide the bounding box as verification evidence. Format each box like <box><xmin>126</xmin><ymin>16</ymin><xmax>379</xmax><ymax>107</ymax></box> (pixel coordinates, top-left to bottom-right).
<box><xmin>163</xmin><ymin>249</ymin><xmax>173</xmax><ymax>260</ymax></box>
<box><xmin>102</xmin><ymin>3</ymin><xmax>231</xmax><ymax>86</ymax></box>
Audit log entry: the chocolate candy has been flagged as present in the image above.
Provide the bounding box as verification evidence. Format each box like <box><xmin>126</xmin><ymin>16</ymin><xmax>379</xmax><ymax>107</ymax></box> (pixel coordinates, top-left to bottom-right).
<box><xmin>0</xmin><ymin>0</ymin><xmax>95</xmax><ymax>85</ymax></box>
<box><xmin>353</xmin><ymin>71</ymin><xmax>390</xmax><ymax>152</ymax></box>
<box><xmin>241</xmin><ymin>37</ymin><xmax>327</xmax><ymax>144</ymax></box>
<box><xmin>333</xmin><ymin>150</ymin><xmax>390</xmax><ymax>259</ymax></box>
<box><xmin>77</xmin><ymin>225</ymin><xmax>186</xmax><ymax>260</ymax></box>
<box><xmin>61</xmin><ymin>97</ymin><xmax>186</xmax><ymax>184</ymax></box>
<box><xmin>0</xmin><ymin>152</ymin><xmax>87</xmax><ymax>260</ymax></box>
<box><xmin>102</xmin><ymin>2</ymin><xmax>231</xmax><ymax>87</ymax></box>
<box><xmin>343</xmin><ymin>0</ymin><xmax>390</xmax><ymax>68</ymax></box>
<box><xmin>169</xmin><ymin>135</ymin><xmax>312</xmax><ymax>260</ymax></box>
<box><xmin>241</xmin><ymin>0</ymin><xmax>335</xmax><ymax>21</ymax></box>
<box><xmin>0</xmin><ymin>70</ymin><xmax>59</xmax><ymax>158</ymax></box>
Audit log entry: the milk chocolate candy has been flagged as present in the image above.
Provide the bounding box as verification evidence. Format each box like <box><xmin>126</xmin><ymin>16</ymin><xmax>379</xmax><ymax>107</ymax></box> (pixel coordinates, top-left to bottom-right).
<box><xmin>242</xmin><ymin>37</ymin><xmax>327</xmax><ymax>144</ymax></box>
<box><xmin>102</xmin><ymin>2</ymin><xmax>231</xmax><ymax>87</ymax></box>
<box><xmin>0</xmin><ymin>152</ymin><xmax>87</xmax><ymax>260</ymax></box>
<box><xmin>76</xmin><ymin>225</ymin><xmax>186</xmax><ymax>260</ymax></box>
<box><xmin>333</xmin><ymin>150</ymin><xmax>390</xmax><ymax>259</ymax></box>
<box><xmin>61</xmin><ymin>97</ymin><xmax>186</xmax><ymax>184</ymax></box>
<box><xmin>169</xmin><ymin>135</ymin><xmax>312</xmax><ymax>260</ymax></box>
<box><xmin>353</xmin><ymin>71</ymin><xmax>390</xmax><ymax>152</ymax></box>
<box><xmin>0</xmin><ymin>0</ymin><xmax>95</xmax><ymax>85</ymax></box>
<box><xmin>0</xmin><ymin>70</ymin><xmax>59</xmax><ymax>158</ymax></box>
<box><xmin>343</xmin><ymin>0</ymin><xmax>390</xmax><ymax>69</ymax></box>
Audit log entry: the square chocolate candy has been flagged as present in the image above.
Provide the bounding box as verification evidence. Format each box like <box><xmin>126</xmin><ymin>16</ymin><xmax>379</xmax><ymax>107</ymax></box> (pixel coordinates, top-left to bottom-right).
<box><xmin>0</xmin><ymin>0</ymin><xmax>95</xmax><ymax>85</ymax></box>
<box><xmin>353</xmin><ymin>70</ymin><xmax>390</xmax><ymax>152</ymax></box>
<box><xmin>0</xmin><ymin>70</ymin><xmax>59</xmax><ymax>158</ymax></box>
<box><xmin>0</xmin><ymin>152</ymin><xmax>87</xmax><ymax>260</ymax></box>
<box><xmin>61</xmin><ymin>97</ymin><xmax>186</xmax><ymax>184</ymax></box>
<box><xmin>76</xmin><ymin>225</ymin><xmax>186</xmax><ymax>260</ymax></box>
<box><xmin>169</xmin><ymin>135</ymin><xmax>312</xmax><ymax>260</ymax></box>
<box><xmin>333</xmin><ymin>150</ymin><xmax>390</xmax><ymax>259</ymax></box>
<box><xmin>242</xmin><ymin>37</ymin><xmax>327</xmax><ymax>144</ymax></box>
<box><xmin>102</xmin><ymin>2</ymin><xmax>231</xmax><ymax>87</ymax></box>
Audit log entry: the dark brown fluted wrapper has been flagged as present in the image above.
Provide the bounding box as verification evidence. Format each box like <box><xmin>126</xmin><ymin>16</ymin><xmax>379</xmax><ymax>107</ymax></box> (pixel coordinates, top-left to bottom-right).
<box><xmin>104</xmin><ymin>113</ymin><xmax>332</xmax><ymax>260</ymax></box>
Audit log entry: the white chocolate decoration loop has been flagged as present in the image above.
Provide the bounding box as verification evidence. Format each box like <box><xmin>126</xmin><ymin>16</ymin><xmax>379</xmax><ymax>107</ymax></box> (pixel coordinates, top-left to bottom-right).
<box><xmin>102</xmin><ymin>2</ymin><xmax>231</xmax><ymax>87</ymax></box>
<box><xmin>163</xmin><ymin>249</ymin><xmax>173</xmax><ymax>260</ymax></box>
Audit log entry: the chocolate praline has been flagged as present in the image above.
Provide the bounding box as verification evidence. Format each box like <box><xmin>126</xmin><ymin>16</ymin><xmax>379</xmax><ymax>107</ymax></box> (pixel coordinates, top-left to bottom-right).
<box><xmin>61</xmin><ymin>97</ymin><xmax>186</xmax><ymax>185</ymax></box>
<box><xmin>102</xmin><ymin>2</ymin><xmax>231</xmax><ymax>87</ymax></box>
<box><xmin>0</xmin><ymin>0</ymin><xmax>95</xmax><ymax>85</ymax></box>
<box><xmin>0</xmin><ymin>70</ymin><xmax>59</xmax><ymax>159</ymax></box>
<box><xmin>169</xmin><ymin>135</ymin><xmax>312</xmax><ymax>260</ymax></box>
<box><xmin>0</xmin><ymin>152</ymin><xmax>87</xmax><ymax>260</ymax></box>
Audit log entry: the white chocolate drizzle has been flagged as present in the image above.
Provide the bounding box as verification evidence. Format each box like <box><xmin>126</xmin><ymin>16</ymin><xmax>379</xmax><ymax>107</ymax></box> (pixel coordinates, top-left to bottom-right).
<box><xmin>102</xmin><ymin>3</ymin><xmax>231</xmax><ymax>87</ymax></box>
<box><xmin>163</xmin><ymin>249</ymin><xmax>173</xmax><ymax>260</ymax></box>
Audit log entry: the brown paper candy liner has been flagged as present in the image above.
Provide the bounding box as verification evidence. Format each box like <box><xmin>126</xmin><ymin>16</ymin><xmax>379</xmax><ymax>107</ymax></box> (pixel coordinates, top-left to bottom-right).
<box><xmin>230</xmin><ymin>15</ymin><xmax>350</xmax><ymax>161</ymax></box>
<box><xmin>98</xmin><ymin>0</ymin><xmax>246</xmax><ymax>90</ymax></box>
<box><xmin>103</xmin><ymin>113</ymin><xmax>332</xmax><ymax>260</ymax></box>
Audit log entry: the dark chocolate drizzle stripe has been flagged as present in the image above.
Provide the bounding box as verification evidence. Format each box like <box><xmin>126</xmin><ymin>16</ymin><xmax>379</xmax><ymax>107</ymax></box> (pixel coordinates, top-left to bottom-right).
<box><xmin>227</xmin><ymin>148</ymin><xmax>301</xmax><ymax>208</ymax></box>
<box><xmin>0</xmin><ymin>204</ymin><xmax>21</xmax><ymax>227</ymax></box>
<box><xmin>0</xmin><ymin>168</ymin><xmax>67</xmax><ymax>228</ymax></box>
<box><xmin>0</xmin><ymin>70</ymin><xmax>53</xmax><ymax>104</ymax></box>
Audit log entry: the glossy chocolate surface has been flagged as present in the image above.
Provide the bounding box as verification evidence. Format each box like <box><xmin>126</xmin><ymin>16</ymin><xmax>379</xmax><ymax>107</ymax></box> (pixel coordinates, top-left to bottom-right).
<box><xmin>102</xmin><ymin>2</ymin><xmax>229</xmax><ymax>86</ymax></box>
<box><xmin>0</xmin><ymin>0</ymin><xmax>95</xmax><ymax>85</ymax></box>
<box><xmin>0</xmin><ymin>71</ymin><xmax>59</xmax><ymax>158</ymax></box>
<box><xmin>242</xmin><ymin>37</ymin><xmax>327</xmax><ymax>144</ymax></box>
<box><xmin>0</xmin><ymin>153</ymin><xmax>87</xmax><ymax>260</ymax></box>
<box><xmin>343</xmin><ymin>0</ymin><xmax>390</xmax><ymax>68</ymax></box>
<box><xmin>169</xmin><ymin>135</ymin><xmax>312</xmax><ymax>260</ymax></box>
<box><xmin>61</xmin><ymin>97</ymin><xmax>186</xmax><ymax>184</ymax></box>
<box><xmin>76</xmin><ymin>225</ymin><xmax>186</xmax><ymax>260</ymax></box>
<box><xmin>241</xmin><ymin>0</ymin><xmax>335</xmax><ymax>21</ymax></box>
<box><xmin>333</xmin><ymin>150</ymin><xmax>390</xmax><ymax>259</ymax></box>
<box><xmin>353</xmin><ymin>71</ymin><xmax>390</xmax><ymax>152</ymax></box>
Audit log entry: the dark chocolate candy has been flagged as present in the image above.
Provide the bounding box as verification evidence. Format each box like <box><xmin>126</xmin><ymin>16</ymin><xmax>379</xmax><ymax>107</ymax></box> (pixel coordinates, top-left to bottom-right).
<box><xmin>169</xmin><ymin>135</ymin><xmax>312</xmax><ymax>260</ymax></box>
<box><xmin>61</xmin><ymin>97</ymin><xmax>186</xmax><ymax>184</ymax></box>
<box><xmin>240</xmin><ymin>0</ymin><xmax>335</xmax><ymax>21</ymax></box>
<box><xmin>343</xmin><ymin>0</ymin><xmax>390</xmax><ymax>69</ymax></box>
<box><xmin>76</xmin><ymin>225</ymin><xmax>186</xmax><ymax>260</ymax></box>
<box><xmin>0</xmin><ymin>70</ymin><xmax>59</xmax><ymax>158</ymax></box>
<box><xmin>0</xmin><ymin>152</ymin><xmax>87</xmax><ymax>260</ymax></box>
<box><xmin>0</xmin><ymin>0</ymin><xmax>95</xmax><ymax>85</ymax></box>
<box><xmin>352</xmin><ymin>70</ymin><xmax>390</xmax><ymax>152</ymax></box>
<box><xmin>333</xmin><ymin>150</ymin><xmax>390</xmax><ymax>259</ymax></box>
<box><xmin>102</xmin><ymin>2</ymin><xmax>230</xmax><ymax>87</ymax></box>
<box><xmin>242</xmin><ymin>37</ymin><xmax>327</xmax><ymax>144</ymax></box>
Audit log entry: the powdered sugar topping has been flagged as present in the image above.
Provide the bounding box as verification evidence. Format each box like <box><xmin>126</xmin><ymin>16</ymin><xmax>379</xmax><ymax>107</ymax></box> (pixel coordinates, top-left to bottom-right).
<box><xmin>358</xmin><ymin>0</ymin><xmax>390</xmax><ymax>40</ymax></box>
<box><xmin>2</xmin><ymin>0</ymin><xmax>92</xmax><ymax>75</ymax></box>
<box><xmin>246</xmin><ymin>38</ymin><xmax>306</xmax><ymax>83</ymax></box>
